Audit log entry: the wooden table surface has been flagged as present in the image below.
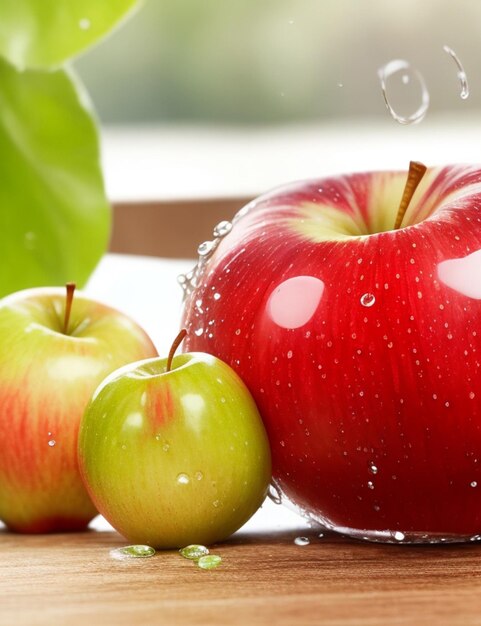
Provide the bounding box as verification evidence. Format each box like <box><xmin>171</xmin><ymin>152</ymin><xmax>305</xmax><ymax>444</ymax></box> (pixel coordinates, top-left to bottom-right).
<box><xmin>3</xmin><ymin>526</ymin><xmax>481</xmax><ymax>626</ymax></box>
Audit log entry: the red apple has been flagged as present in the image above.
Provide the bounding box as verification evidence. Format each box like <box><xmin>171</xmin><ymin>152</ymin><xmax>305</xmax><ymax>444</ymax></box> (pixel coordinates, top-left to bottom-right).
<box><xmin>0</xmin><ymin>284</ymin><xmax>157</xmax><ymax>533</ymax></box>
<box><xmin>181</xmin><ymin>163</ymin><xmax>481</xmax><ymax>543</ymax></box>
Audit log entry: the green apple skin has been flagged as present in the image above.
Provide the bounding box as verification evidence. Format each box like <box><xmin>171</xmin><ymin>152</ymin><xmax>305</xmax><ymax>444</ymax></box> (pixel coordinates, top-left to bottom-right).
<box><xmin>0</xmin><ymin>287</ymin><xmax>158</xmax><ymax>533</ymax></box>
<box><xmin>78</xmin><ymin>353</ymin><xmax>272</xmax><ymax>548</ymax></box>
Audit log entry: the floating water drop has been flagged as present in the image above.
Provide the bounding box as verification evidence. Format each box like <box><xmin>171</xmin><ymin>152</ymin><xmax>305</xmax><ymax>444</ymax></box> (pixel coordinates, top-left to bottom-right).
<box><xmin>267</xmin><ymin>482</ymin><xmax>283</xmax><ymax>505</ymax></box>
<box><xmin>378</xmin><ymin>59</ymin><xmax>429</xmax><ymax>125</ymax></box>
<box><xmin>177</xmin><ymin>473</ymin><xmax>190</xmax><ymax>485</ymax></box>
<box><xmin>294</xmin><ymin>536</ymin><xmax>310</xmax><ymax>546</ymax></box>
<box><xmin>110</xmin><ymin>545</ymin><xmax>155</xmax><ymax>560</ymax></box>
<box><xmin>443</xmin><ymin>45</ymin><xmax>469</xmax><ymax>100</ymax></box>
<box><xmin>360</xmin><ymin>293</ymin><xmax>376</xmax><ymax>308</ymax></box>
<box><xmin>48</xmin><ymin>439</ymin><xmax>56</xmax><ymax>447</ymax></box>
<box><xmin>179</xmin><ymin>544</ymin><xmax>209</xmax><ymax>560</ymax></box>
<box><xmin>197</xmin><ymin>555</ymin><xmax>222</xmax><ymax>570</ymax></box>
<box><xmin>213</xmin><ymin>220</ymin><xmax>232</xmax><ymax>238</ymax></box>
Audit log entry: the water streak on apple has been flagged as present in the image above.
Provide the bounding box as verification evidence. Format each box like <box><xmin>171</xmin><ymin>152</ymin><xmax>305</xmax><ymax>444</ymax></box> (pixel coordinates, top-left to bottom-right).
<box><xmin>182</xmin><ymin>163</ymin><xmax>481</xmax><ymax>543</ymax></box>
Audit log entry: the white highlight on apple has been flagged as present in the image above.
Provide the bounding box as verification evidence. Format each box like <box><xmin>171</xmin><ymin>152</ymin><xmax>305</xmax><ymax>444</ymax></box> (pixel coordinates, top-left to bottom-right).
<box><xmin>181</xmin><ymin>393</ymin><xmax>206</xmax><ymax>434</ymax></box>
<box><xmin>437</xmin><ymin>249</ymin><xmax>481</xmax><ymax>299</ymax></box>
<box><xmin>267</xmin><ymin>276</ymin><xmax>325</xmax><ymax>329</ymax></box>
<box><xmin>46</xmin><ymin>355</ymin><xmax>105</xmax><ymax>381</ymax></box>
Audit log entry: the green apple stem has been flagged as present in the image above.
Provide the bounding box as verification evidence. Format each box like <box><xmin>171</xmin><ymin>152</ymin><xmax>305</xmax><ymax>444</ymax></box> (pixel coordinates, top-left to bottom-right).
<box><xmin>63</xmin><ymin>282</ymin><xmax>76</xmax><ymax>335</ymax></box>
<box><xmin>166</xmin><ymin>329</ymin><xmax>187</xmax><ymax>372</ymax></box>
<box><xmin>394</xmin><ymin>161</ymin><xmax>427</xmax><ymax>230</ymax></box>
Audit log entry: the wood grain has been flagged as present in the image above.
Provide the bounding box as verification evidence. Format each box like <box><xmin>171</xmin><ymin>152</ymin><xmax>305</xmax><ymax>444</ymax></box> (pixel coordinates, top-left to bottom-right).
<box><xmin>110</xmin><ymin>198</ymin><xmax>251</xmax><ymax>259</ymax></box>
<box><xmin>2</xmin><ymin>527</ymin><xmax>481</xmax><ymax>626</ymax></box>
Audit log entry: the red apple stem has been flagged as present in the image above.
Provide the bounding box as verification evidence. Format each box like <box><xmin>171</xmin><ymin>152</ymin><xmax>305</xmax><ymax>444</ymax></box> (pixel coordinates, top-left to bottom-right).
<box><xmin>394</xmin><ymin>161</ymin><xmax>427</xmax><ymax>230</ymax></box>
<box><xmin>63</xmin><ymin>282</ymin><xmax>76</xmax><ymax>335</ymax></box>
<box><xmin>166</xmin><ymin>329</ymin><xmax>187</xmax><ymax>372</ymax></box>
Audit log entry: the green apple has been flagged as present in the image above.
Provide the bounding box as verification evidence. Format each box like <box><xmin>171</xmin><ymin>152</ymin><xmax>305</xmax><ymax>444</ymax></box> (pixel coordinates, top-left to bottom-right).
<box><xmin>0</xmin><ymin>285</ymin><xmax>158</xmax><ymax>533</ymax></box>
<box><xmin>78</xmin><ymin>331</ymin><xmax>272</xmax><ymax>548</ymax></box>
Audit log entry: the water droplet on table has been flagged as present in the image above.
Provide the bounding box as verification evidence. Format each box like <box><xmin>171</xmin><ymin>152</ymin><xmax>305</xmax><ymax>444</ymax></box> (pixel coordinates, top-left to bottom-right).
<box><xmin>294</xmin><ymin>536</ymin><xmax>310</xmax><ymax>546</ymax></box>
<box><xmin>197</xmin><ymin>554</ymin><xmax>222</xmax><ymax>570</ymax></box>
<box><xmin>110</xmin><ymin>545</ymin><xmax>156</xmax><ymax>560</ymax></box>
<box><xmin>179</xmin><ymin>544</ymin><xmax>209</xmax><ymax>560</ymax></box>
<box><xmin>378</xmin><ymin>59</ymin><xmax>429</xmax><ymax>124</ymax></box>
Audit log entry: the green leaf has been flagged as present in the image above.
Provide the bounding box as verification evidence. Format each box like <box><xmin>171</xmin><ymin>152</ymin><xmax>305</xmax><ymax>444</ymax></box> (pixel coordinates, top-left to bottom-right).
<box><xmin>0</xmin><ymin>58</ymin><xmax>110</xmax><ymax>297</ymax></box>
<box><xmin>0</xmin><ymin>0</ymin><xmax>141</xmax><ymax>69</ymax></box>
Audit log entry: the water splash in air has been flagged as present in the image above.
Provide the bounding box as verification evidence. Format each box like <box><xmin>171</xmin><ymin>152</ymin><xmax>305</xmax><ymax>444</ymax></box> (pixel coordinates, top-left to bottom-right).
<box><xmin>443</xmin><ymin>45</ymin><xmax>469</xmax><ymax>100</ymax></box>
<box><xmin>378</xmin><ymin>59</ymin><xmax>429</xmax><ymax>125</ymax></box>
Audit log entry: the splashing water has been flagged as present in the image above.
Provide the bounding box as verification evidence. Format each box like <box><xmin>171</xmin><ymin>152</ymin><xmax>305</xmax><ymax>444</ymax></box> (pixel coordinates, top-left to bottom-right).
<box><xmin>267</xmin><ymin>482</ymin><xmax>283</xmax><ymax>505</ymax></box>
<box><xmin>378</xmin><ymin>59</ymin><xmax>429</xmax><ymax>125</ymax></box>
<box><xmin>443</xmin><ymin>45</ymin><xmax>469</xmax><ymax>100</ymax></box>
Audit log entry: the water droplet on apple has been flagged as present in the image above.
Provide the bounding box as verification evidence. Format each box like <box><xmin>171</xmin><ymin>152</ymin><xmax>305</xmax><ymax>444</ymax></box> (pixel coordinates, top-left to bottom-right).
<box><xmin>294</xmin><ymin>537</ymin><xmax>310</xmax><ymax>546</ymax></box>
<box><xmin>213</xmin><ymin>220</ymin><xmax>232</xmax><ymax>237</ymax></box>
<box><xmin>367</xmin><ymin>481</ymin><xmax>375</xmax><ymax>490</ymax></box>
<box><xmin>470</xmin><ymin>392</ymin><xmax>476</xmax><ymax>400</ymax></box>
<box><xmin>177</xmin><ymin>473</ymin><xmax>190</xmax><ymax>484</ymax></box>
<box><xmin>378</xmin><ymin>59</ymin><xmax>429</xmax><ymax>124</ymax></box>
<box><xmin>197</xmin><ymin>555</ymin><xmax>222</xmax><ymax>570</ymax></box>
<box><xmin>110</xmin><ymin>545</ymin><xmax>155</xmax><ymax>560</ymax></box>
<box><xmin>213</xmin><ymin>293</ymin><xmax>221</xmax><ymax>301</ymax></box>
<box><xmin>318</xmin><ymin>533</ymin><xmax>324</xmax><ymax>538</ymax></box>
<box><xmin>194</xmin><ymin>328</ymin><xmax>204</xmax><ymax>336</ymax></box>
<box><xmin>195</xmin><ymin>471</ymin><xmax>203</xmax><ymax>481</ymax></box>
<box><xmin>369</xmin><ymin>463</ymin><xmax>378</xmax><ymax>475</ymax></box>
<box><xmin>393</xmin><ymin>531</ymin><xmax>405</xmax><ymax>541</ymax></box>
<box><xmin>198</xmin><ymin>241</ymin><xmax>215</xmax><ymax>257</ymax></box>
<box><xmin>443</xmin><ymin>45</ymin><xmax>469</xmax><ymax>100</ymax></box>
<box><xmin>213</xmin><ymin>499</ymin><xmax>220</xmax><ymax>507</ymax></box>
<box><xmin>79</xmin><ymin>18</ymin><xmax>91</xmax><ymax>30</ymax></box>
<box><xmin>360</xmin><ymin>293</ymin><xmax>376</xmax><ymax>307</ymax></box>
<box><xmin>471</xmin><ymin>481</ymin><xmax>478</xmax><ymax>488</ymax></box>
<box><xmin>48</xmin><ymin>439</ymin><xmax>56</xmax><ymax>447</ymax></box>
<box><xmin>179</xmin><ymin>544</ymin><xmax>209</xmax><ymax>560</ymax></box>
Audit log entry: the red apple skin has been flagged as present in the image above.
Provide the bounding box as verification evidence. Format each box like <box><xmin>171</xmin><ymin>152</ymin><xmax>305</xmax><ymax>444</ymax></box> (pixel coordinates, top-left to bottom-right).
<box><xmin>182</xmin><ymin>165</ymin><xmax>481</xmax><ymax>540</ymax></box>
<box><xmin>0</xmin><ymin>288</ymin><xmax>158</xmax><ymax>533</ymax></box>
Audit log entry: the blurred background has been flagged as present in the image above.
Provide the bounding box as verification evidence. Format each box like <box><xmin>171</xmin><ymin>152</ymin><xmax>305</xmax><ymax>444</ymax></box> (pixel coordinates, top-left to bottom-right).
<box><xmin>72</xmin><ymin>0</ymin><xmax>481</xmax><ymax>205</ymax></box>
<box><xmin>75</xmin><ymin>0</ymin><xmax>478</xmax><ymax>126</ymax></box>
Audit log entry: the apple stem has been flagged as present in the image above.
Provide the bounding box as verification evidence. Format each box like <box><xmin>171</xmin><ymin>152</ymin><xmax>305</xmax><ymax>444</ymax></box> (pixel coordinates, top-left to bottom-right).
<box><xmin>166</xmin><ymin>329</ymin><xmax>187</xmax><ymax>372</ymax></box>
<box><xmin>394</xmin><ymin>161</ymin><xmax>427</xmax><ymax>230</ymax></box>
<box><xmin>63</xmin><ymin>282</ymin><xmax>76</xmax><ymax>335</ymax></box>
